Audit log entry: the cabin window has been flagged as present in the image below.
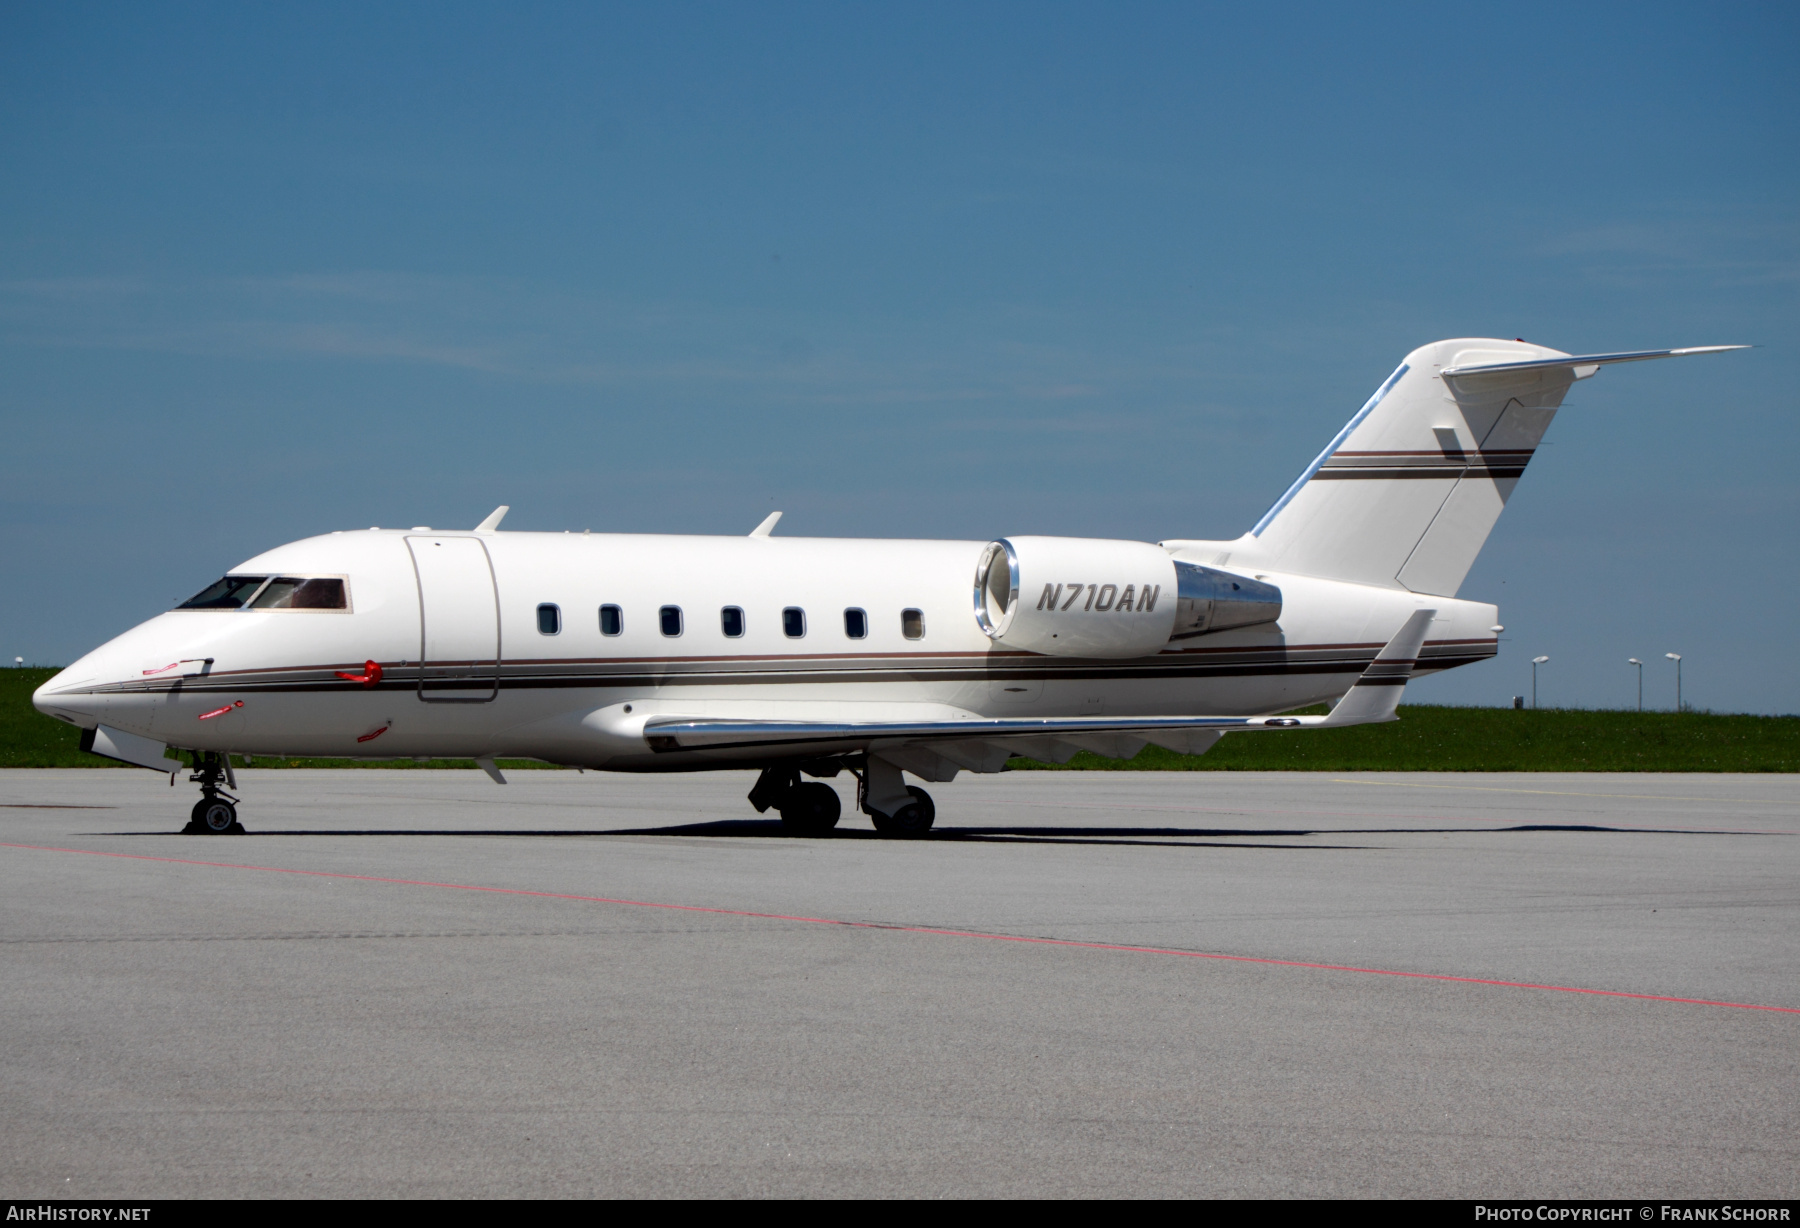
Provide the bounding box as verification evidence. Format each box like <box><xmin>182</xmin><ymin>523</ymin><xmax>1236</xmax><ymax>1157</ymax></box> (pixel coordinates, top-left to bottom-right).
<box><xmin>251</xmin><ymin>577</ymin><xmax>348</xmax><ymax>610</ymax></box>
<box><xmin>537</xmin><ymin>603</ymin><xmax>561</xmax><ymax>635</ymax></box>
<box><xmin>782</xmin><ymin>607</ymin><xmax>806</xmax><ymax>638</ymax></box>
<box><xmin>902</xmin><ymin>608</ymin><xmax>925</xmax><ymax>640</ymax></box>
<box><xmin>721</xmin><ymin>606</ymin><xmax>745</xmax><ymax>638</ymax></box>
<box><xmin>599</xmin><ymin>605</ymin><xmax>623</xmax><ymax>636</ymax></box>
<box><xmin>176</xmin><ymin>576</ymin><xmax>269</xmax><ymax>610</ymax></box>
<box><xmin>660</xmin><ymin>605</ymin><xmax>683</xmax><ymax>637</ymax></box>
<box><xmin>843</xmin><ymin>608</ymin><xmax>867</xmax><ymax>639</ymax></box>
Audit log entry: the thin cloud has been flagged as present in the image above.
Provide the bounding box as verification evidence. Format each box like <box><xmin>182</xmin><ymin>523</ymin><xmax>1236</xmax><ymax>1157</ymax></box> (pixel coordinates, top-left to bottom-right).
<box><xmin>1534</xmin><ymin>211</ymin><xmax>1799</xmax><ymax>284</ymax></box>
<box><xmin>0</xmin><ymin>271</ymin><xmax>1240</xmax><ymax>420</ymax></box>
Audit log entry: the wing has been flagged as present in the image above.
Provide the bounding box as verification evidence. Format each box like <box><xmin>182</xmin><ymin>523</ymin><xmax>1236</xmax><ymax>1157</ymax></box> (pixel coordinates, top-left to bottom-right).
<box><xmin>639</xmin><ymin>611</ymin><xmax>1438</xmax><ymax>777</ymax></box>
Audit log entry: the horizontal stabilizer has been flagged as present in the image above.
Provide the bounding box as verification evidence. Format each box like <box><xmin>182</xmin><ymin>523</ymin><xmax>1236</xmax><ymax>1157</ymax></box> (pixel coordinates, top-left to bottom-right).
<box><xmin>1441</xmin><ymin>345</ymin><xmax>1748</xmax><ymax>379</ymax></box>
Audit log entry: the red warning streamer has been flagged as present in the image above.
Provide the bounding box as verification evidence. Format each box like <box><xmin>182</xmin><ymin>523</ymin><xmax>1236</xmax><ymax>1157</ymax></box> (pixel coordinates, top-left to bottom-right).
<box><xmin>335</xmin><ymin>660</ymin><xmax>383</xmax><ymax>688</ymax></box>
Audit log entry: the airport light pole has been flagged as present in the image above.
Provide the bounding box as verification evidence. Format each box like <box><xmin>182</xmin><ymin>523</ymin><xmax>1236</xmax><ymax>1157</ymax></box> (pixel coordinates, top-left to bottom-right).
<box><xmin>1531</xmin><ymin>655</ymin><xmax>1549</xmax><ymax>709</ymax></box>
<box><xmin>1666</xmin><ymin>652</ymin><xmax>1683</xmax><ymax>712</ymax></box>
<box><xmin>1628</xmin><ymin>658</ymin><xmax>1642</xmax><ymax>711</ymax></box>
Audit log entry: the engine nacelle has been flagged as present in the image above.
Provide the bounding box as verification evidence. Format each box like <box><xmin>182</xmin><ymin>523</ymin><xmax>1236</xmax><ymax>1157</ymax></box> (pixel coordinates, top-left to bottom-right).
<box><xmin>973</xmin><ymin>539</ymin><xmax>1285</xmax><ymax>657</ymax></box>
<box><xmin>974</xmin><ymin>537</ymin><xmax>1178</xmax><ymax>658</ymax></box>
<box><xmin>1169</xmin><ymin>561</ymin><xmax>1283</xmax><ymax>640</ymax></box>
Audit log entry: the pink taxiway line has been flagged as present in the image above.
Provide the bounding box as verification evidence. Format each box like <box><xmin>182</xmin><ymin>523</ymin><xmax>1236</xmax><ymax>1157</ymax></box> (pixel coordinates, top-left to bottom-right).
<box><xmin>6</xmin><ymin>841</ymin><xmax>1797</xmax><ymax>1016</ymax></box>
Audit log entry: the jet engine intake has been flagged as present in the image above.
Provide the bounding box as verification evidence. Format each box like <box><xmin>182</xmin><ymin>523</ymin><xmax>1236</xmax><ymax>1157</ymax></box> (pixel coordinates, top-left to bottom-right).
<box><xmin>1170</xmin><ymin>562</ymin><xmax>1282</xmax><ymax>639</ymax></box>
<box><xmin>974</xmin><ymin>537</ymin><xmax>1178</xmax><ymax>658</ymax></box>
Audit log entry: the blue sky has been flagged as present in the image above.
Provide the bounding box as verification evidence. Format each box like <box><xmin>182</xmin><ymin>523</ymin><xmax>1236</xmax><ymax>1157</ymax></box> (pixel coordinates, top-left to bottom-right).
<box><xmin>3</xmin><ymin>2</ymin><xmax>1795</xmax><ymax>712</ymax></box>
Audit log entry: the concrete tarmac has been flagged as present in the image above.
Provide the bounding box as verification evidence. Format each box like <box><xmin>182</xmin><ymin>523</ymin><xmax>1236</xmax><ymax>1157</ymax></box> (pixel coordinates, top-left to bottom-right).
<box><xmin>1</xmin><ymin>767</ymin><xmax>1795</xmax><ymax>1198</ymax></box>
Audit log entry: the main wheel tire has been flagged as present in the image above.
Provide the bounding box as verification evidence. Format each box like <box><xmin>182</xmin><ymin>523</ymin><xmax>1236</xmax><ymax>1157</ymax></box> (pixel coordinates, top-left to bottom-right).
<box><xmin>193</xmin><ymin>798</ymin><xmax>239</xmax><ymax>834</ymax></box>
<box><xmin>779</xmin><ymin>781</ymin><xmax>841</xmax><ymax>836</ymax></box>
<box><xmin>870</xmin><ymin>785</ymin><xmax>935</xmax><ymax>837</ymax></box>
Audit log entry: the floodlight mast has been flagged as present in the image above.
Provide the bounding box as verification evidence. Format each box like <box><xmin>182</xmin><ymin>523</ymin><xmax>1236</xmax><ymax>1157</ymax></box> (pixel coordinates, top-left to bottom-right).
<box><xmin>1531</xmin><ymin>656</ymin><xmax>1550</xmax><ymax>709</ymax></box>
<box><xmin>1628</xmin><ymin>659</ymin><xmax>1642</xmax><ymax>712</ymax></box>
<box><xmin>1666</xmin><ymin>653</ymin><xmax>1683</xmax><ymax>712</ymax></box>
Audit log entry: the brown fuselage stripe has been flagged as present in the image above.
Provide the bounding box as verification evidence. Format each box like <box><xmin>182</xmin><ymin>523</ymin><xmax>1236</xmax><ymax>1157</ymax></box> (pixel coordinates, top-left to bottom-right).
<box><xmin>88</xmin><ymin>650</ymin><xmax>1497</xmax><ymax>696</ymax></box>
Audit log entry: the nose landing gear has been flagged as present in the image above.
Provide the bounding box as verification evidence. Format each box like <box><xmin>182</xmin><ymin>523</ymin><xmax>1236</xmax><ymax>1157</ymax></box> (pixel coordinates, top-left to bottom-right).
<box><xmin>181</xmin><ymin>751</ymin><xmax>245</xmax><ymax>834</ymax></box>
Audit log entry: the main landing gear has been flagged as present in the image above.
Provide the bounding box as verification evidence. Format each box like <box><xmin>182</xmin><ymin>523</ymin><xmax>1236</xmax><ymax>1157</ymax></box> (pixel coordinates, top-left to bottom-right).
<box><xmin>858</xmin><ymin>755</ymin><xmax>935</xmax><ymax>837</ymax></box>
<box><xmin>867</xmin><ymin>786</ymin><xmax>935</xmax><ymax>837</ymax></box>
<box><xmin>747</xmin><ymin>758</ymin><xmax>936</xmax><ymax>838</ymax></box>
<box><xmin>748</xmin><ymin>767</ymin><xmax>842</xmax><ymax>836</ymax></box>
<box><xmin>181</xmin><ymin>751</ymin><xmax>245</xmax><ymax>835</ymax></box>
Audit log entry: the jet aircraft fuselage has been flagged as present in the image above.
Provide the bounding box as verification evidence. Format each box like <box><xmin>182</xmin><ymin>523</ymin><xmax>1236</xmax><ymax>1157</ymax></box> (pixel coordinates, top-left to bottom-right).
<box><xmin>35</xmin><ymin>528</ymin><xmax>1495</xmax><ymax>770</ymax></box>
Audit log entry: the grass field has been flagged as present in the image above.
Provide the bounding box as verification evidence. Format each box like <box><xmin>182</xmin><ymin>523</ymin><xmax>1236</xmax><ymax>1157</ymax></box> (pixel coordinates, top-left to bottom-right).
<box><xmin>1008</xmin><ymin>706</ymin><xmax>1800</xmax><ymax>772</ymax></box>
<box><xmin>6</xmin><ymin>666</ymin><xmax>1796</xmax><ymax>772</ymax></box>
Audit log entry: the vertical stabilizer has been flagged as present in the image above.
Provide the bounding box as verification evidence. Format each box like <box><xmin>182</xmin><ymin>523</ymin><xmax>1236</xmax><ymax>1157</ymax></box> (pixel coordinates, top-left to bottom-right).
<box><xmin>1248</xmin><ymin>338</ymin><xmax>1577</xmax><ymax>595</ymax></box>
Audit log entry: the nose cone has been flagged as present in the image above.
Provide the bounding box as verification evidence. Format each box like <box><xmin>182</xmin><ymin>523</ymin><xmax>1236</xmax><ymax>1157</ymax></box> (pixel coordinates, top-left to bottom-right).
<box><xmin>33</xmin><ymin>617</ymin><xmax>187</xmax><ymax>734</ymax></box>
<box><xmin>33</xmin><ymin>663</ymin><xmax>105</xmax><ymax>729</ymax></box>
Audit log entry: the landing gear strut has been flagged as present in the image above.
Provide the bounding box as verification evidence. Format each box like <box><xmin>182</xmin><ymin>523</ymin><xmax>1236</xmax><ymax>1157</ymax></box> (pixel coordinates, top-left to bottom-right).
<box><xmin>181</xmin><ymin>751</ymin><xmax>244</xmax><ymax>834</ymax></box>
<box><xmin>856</xmin><ymin>756</ymin><xmax>935</xmax><ymax>838</ymax></box>
<box><xmin>748</xmin><ymin>767</ymin><xmax>842</xmax><ymax>836</ymax></box>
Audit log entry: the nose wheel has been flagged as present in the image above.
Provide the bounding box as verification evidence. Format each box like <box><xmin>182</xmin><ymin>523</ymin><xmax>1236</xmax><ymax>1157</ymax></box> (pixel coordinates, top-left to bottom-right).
<box><xmin>188</xmin><ymin>797</ymin><xmax>242</xmax><ymax>834</ymax></box>
<box><xmin>181</xmin><ymin>751</ymin><xmax>245</xmax><ymax>834</ymax></box>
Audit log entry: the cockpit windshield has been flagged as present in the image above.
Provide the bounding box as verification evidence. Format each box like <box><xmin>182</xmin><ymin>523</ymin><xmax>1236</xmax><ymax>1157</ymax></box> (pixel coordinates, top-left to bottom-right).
<box><xmin>177</xmin><ymin>576</ymin><xmax>268</xmax><ymax>610</ymax></box>
<box><xmin>175</xmin><ymin>575</ymin><xmax>349</xmax><ymax>611</ymax></box>
<box><xmin>251</xmin><ymin>577</ymin><xmax>347</xmax><ymax>609</ymax></box>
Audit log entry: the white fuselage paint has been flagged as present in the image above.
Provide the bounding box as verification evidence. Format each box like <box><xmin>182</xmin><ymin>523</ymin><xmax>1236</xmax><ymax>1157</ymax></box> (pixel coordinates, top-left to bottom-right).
<box><xmin>34</xmin><ymin>528</ymin><xmax>1498</xmax><ymax>771</ymax></box>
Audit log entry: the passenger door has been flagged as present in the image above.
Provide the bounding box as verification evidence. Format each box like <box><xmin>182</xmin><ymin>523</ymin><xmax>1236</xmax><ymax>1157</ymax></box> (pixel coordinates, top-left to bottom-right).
<box><xmin>406</xmin><ymin>536</ymin><xmax>500</xmax><ymax>703</ymax></box>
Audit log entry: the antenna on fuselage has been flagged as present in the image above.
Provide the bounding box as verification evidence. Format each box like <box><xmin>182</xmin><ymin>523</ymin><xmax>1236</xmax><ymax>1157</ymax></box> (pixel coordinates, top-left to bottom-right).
<box><xmin>474</xmin><ymin>505</ymin><xmax>509</xmax><ymax>533</ymax></box>
<box><xmin>749</xmin><ymin>511</ymin><xmax>782</xmax><ymax>538</ymax></box>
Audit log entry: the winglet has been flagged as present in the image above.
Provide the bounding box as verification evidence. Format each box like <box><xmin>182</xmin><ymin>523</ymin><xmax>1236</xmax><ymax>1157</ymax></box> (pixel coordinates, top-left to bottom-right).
<box><xmin>474</xmin><ymin>505</ymin><xmax>509</xmax><ymax>533</ymax></box>
<box><xmin>1322</xmin><ymin>609</ymin><xmax>1436</xmax><ymax>726</ymax></box>
<box><xmin>750</xmin><ymin>511</ymin><xmax>782</xmax><ymax>538</ymax></box>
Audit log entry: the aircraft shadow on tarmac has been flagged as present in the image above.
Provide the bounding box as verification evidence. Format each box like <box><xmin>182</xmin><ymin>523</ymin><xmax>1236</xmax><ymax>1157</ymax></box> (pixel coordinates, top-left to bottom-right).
<box><xmin>115</xmin><ymin>820</ymin><xmax>1759</xmax><ymax>850</ymax></box>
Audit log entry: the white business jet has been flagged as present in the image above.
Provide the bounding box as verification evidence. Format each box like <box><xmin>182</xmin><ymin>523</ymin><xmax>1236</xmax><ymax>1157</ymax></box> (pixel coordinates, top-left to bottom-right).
<box><xmin>35</xmin><ymin>338</ymin><xmax>1744</xmax><ymax>835</ymax></box>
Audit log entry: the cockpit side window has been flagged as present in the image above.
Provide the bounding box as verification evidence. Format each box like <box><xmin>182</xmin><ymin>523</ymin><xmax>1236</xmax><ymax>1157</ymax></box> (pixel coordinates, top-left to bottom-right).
<box><xmin>177</xmin><ymin>576</ymin><xmax>268</xmax><ymax>610</ymax></box>
<box><xmin>251</xmin><ymin>577</ymin><xmax>348</xmax><ymax>610</ymax></box>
